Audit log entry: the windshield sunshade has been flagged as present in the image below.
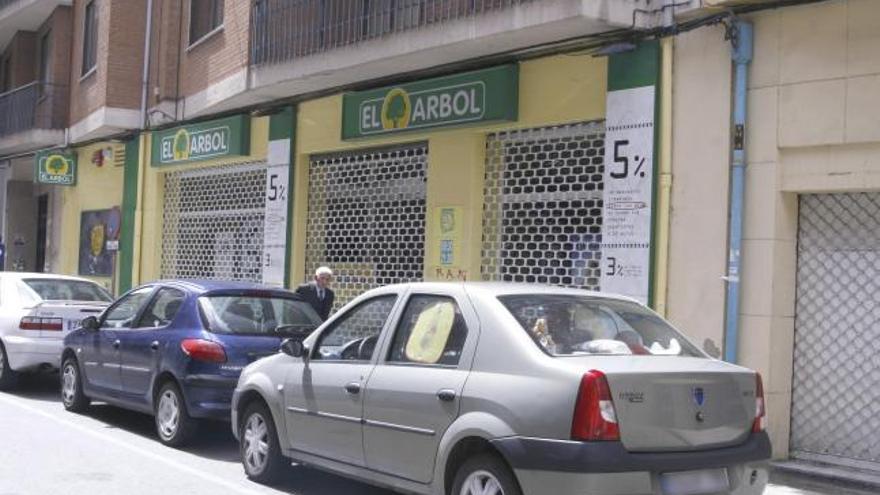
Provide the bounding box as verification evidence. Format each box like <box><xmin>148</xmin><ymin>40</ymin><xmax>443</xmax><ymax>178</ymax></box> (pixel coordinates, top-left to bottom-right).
<box><xmin>498</xmin><ymin>295</ymin><xmax>704</xmax><ymax>357</ymax></box>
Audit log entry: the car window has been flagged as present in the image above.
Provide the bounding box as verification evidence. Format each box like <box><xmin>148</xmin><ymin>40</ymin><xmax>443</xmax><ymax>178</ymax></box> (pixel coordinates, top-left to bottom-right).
<box><xmin>136</xmin><ymin>288</ymin><xmax>187</xmax><ymax>329</ymax></box>
<box><xmin>314</xmin><ymin>295</ymin><xmax>397</xmax><ymax>362</ymax></box>
<box><xmin>387</xmin><ymin>295</ymin><xmax>469</xmax><ymax>367</ymax></box>
<box><xmin>101</xmin><ymin>287</ymin><xmax>155</xmax><ymax>329</ymax></box>
<box><xmin>498</xmin><ymin>294</ymin><xmax>704</xmax><ymax>357</ymax></box>
<box><xmin>21</xmin><ymin>278</ymin><xmax>112</xmax><ymax>302</ymax></box>
<box><xmin>199</xmin><ymin>294</ymin><xmax>321</xmax><ymax>335</ymax></box>
<box><xmin>17</xmin><ymin>283</ymin><xmax>40</xmax><ymax>307</ymax></box>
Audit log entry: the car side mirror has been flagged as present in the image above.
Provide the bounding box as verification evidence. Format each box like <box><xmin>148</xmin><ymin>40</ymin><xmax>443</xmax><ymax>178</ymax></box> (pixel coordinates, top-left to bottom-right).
<box><xmin>82</xmin><ymin>316</ymin><xmax>99</xmax><ymax>332</ymax></box>
<box><xmin>280</xmin><ymin>338</ymin><xmax>308</xmax><ymax>359</ymax></box>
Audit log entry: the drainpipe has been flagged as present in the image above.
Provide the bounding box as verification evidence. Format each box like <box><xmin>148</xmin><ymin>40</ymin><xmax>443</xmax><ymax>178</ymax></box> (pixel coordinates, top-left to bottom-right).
<box><xmin>139</xmin><ymin>0</ymin><xmax>155</xmax><ymax>129</ymax></box>
<box><xmin>654</xmin><ymin>36</ymin><xmax>674</xmax><ymax>318</ymax></box>
<box><xmin>723</xmin><ymin>20</ymin><xmax>753</xmax><ymax>363</ymax></box>
<box><xmin>132</xmin><ymin>133</ymin><xmax>147</xmax><ymax>287</ymax></box>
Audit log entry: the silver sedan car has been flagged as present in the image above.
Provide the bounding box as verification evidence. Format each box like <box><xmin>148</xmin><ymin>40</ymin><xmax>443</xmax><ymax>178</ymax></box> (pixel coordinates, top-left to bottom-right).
<box><xmin>232</xmin><ymin>283</ymin><xmax>770</xmax><ymax>495</ymax></box>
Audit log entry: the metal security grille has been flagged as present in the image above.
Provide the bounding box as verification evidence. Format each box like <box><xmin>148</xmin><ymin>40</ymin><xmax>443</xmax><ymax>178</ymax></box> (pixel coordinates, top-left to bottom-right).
<box><xmin>305</xmin><ymin>144</ymin><xmax>427</xmax><ymax>308</ymax></box>
<box><xmin>161</xmin><ymin>162</ymin><xmax>267</xmax><ymax>282</ymax></box>
<box><xmin>791</xmin><ymin>193</ymin><xmax>880</xmax><ymax>471</ymax></box>
<box><xmin>482</xmin><ymin>121</ymin><xmax>605</xmax><ymax>289</ymax></box>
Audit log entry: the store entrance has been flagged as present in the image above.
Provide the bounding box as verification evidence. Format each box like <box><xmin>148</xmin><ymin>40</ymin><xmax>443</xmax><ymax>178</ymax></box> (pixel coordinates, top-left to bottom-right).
<box><xmin>35</xmin><ymin>193</ymin><xmax>48</xmax><ymax>272</ymax></box>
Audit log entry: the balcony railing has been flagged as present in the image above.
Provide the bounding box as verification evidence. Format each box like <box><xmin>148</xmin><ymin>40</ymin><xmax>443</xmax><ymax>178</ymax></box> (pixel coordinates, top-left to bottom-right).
<box><xmin>251</xmin><ymin>0</ymin><xmax>534</xmax><ymax>66</ymax></box>
<box><xmin>0</xmin><ymin>82</ymin><xmax>67</xmax><ymax>139</ymax></box>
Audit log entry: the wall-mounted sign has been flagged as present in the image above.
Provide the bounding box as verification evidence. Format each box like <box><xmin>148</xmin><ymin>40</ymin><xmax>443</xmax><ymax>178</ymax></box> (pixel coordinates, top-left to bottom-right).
<box><xmin>342</xmin><ymin>65</ymin><xmax>519</xmax><ymax>139</ymax></box>
<box><xmin>151</xmin><ymin>115</ymin><xmax>251</xmax><ymax>166</ymax></box>
<box><xmin>599</xmin><ymin>42</ymin><xmax>659</xmax><ymax>305</ymax></box>
<box><xmin>35</xmin><ymin>150</ymin><xmax>77</xmax><ymax>186</ymax></box>
<box><xmin>262</xmin><ymin>140</ymin><xmax>291</xmax><ymax>288</ymax></box>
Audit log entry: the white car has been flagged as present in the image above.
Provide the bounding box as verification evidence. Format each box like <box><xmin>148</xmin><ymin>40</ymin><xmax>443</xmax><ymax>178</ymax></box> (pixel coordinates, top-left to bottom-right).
<box><xmin>0</xmin><ymin>272</ymin><xmax>112</xmax><ymax>389</ymax></box>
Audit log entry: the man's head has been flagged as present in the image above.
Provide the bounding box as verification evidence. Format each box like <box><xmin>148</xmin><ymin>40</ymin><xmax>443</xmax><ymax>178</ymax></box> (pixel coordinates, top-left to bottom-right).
<box><xmin>314</xmin><ymin>266</ymin><xmax>333</xmax><ymax>289</ymax></box>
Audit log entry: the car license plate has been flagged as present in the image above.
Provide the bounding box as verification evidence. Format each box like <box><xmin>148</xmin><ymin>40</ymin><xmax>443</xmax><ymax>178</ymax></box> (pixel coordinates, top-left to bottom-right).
<box><xmin>659</xmin><ymin>468</ymin><xmax>729</xmax><ymax>495</ymax></box>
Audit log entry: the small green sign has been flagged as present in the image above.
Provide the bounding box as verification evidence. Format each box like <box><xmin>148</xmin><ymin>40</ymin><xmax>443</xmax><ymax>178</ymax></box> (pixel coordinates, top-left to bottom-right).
<box><xmin>35</xmin><ymin>150</ymin><xmax>77</xmax><ymax>186</ymax></box>
<box><xmin>151</xmin><ymin>115</ymin><xmax>251</xmax><ymax>166</ymax></box>
<box><xmin>342</xmin><ymin>65</ymin><xmax>519</xmax><ymax>139</ymax></box>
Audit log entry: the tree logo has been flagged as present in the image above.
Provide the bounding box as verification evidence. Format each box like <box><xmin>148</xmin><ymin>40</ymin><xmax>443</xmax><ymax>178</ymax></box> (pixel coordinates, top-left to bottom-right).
<box><xmin>44</xmin><ymin>155</ymin><xmax>69</xmax><ymax>176</ymax></box>
<box><xmin>381</xmin><ymin>88</ymin><xmax>411</xmax><ymax>130</ymax></box>
<box><xmin>172</xmin><ymin>128</ymin><xmax>190</xmax><ymax>161</ymax></box>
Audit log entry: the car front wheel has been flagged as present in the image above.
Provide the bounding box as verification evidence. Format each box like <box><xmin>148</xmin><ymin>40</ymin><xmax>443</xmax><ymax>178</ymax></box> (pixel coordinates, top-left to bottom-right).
<box><xmin>155</xmin><ymin>382</ymin><xmax>198</xmax><ymax>447</ymax></box>
<box><xmin>0</xmin><ymin>341</ymin><xmax>19</xmax><ymax>391</ymax></box>
<box><xmin>60</xmin><ymin>357</ymin><xmax>90</xmax><ymax>412</ymax></box>
<box><xmin>452</xmin><ymin>453</ymin><xmax>522</xmax><ymax>495</ymax></box>
<box><xmin>240</xmin><ymin>401</ymin><xmax>287</xmax><ymax>484</ymax></box>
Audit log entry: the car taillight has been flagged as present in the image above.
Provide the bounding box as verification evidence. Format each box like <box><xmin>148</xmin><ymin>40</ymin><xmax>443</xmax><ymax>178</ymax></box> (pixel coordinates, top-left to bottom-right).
<box><xmin>180</xmin><ymin>339</ymin><xmax>227</xmax><ymax>363</ymax></box>
<box><xmin>19</xmin><ymin>316</ymin><xmax>63</xmax><ymax>331</ymax></box>
<box><xmin>753</xmin><ymin>373</ymin><xmax>766</xmax><ymax>433</ymax></box>
<box><xmin>571</xmin><ymin>370</ymin><xmax>620</xmax><ymax>441</ymax></box>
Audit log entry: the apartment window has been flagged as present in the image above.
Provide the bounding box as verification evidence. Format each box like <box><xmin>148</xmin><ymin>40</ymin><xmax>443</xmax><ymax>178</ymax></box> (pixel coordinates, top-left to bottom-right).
<box><xmin>38</xmin><ymin>30</ymin><xmax>51</xmax><ymax>95</ymax></box>
<box><xmin>81</xmin><ymin>1</ymin><xmax>98</xmax><ymax>76</ymax></box>
<box><xmin>189</xmin><ymin>0</ymin><xmax>224</xmax><ymax>46</ymax></box>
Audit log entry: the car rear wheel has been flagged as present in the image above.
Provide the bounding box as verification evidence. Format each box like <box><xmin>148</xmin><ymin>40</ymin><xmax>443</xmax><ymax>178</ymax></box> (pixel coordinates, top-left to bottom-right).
<box><xmin>0</xmin><ymin>341</ymin><xmax>19</xmax><ymax>391</ymax></box>
<box><xmin>240</xmin><ymin>402</ymin><xmax>287</xmax><ymax>484</ymax></box>
<box><xmin>155</xmin><ymin>382</ymin><xmax>198</xmax><ymax>447</ymax></box>
<box><xmin>452</xmin><ymin>453</ymin><xmax>522</xmax><ymax>495</ymax></box>
<box><xmin>60</xmin><ymin>357</ymin><xmax>90</xmax><ymax>412</ymax></box>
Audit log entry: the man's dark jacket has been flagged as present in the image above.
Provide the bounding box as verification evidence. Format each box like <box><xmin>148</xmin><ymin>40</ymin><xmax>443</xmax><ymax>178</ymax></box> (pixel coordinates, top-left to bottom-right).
<box><xmin>295</xmin><ymin>282</ymin><xmax>334</xmax><ymax>321</ymax></box>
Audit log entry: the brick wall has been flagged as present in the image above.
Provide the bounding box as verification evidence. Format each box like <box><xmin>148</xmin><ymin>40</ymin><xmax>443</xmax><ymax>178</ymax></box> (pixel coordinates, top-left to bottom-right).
<box><xmin>36</xmin><ymin>7</ymin><xmax>73</xmax><ymax>129</ymax></box>
<box><xmin>3</xmin><ymin>32</ymin><xmax>36</xmax><ymax>89</ymax></box>
<box><xmin>179</xmin><ymin>0</ymin><xmax>249</xmax><ymax>98</ymax></box>
<box><xmin>146</xmin><ymin>0</ymin><xmax>183</xmax><ymax>111</ymax></box>
<box><xmin>106</xmin><ymin>0</ymin><xmax>146</xmax><ymax>109</ymax></box>
<box><xmin>69</xmin><ymin>0</ymin><xmax>108</xmax><ymax>124</ymax></box>
<box><xmin>69</xmin><ymin>0</ymin><xmax>146</xmax><ymax>126</ymax></box>
<box><xmin>42</xmin><ymin>7</ymin><xmax>73</xmax><ymax>89</ymax></box>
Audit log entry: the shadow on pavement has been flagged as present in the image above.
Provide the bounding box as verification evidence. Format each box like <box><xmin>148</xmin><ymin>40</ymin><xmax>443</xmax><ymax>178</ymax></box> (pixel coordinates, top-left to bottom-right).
<box><xmin>3</xmin><ymin>371</ymin><xmax>63</xmax><ymax>403</ymax></box>
<box><xmin>265</xmin><ymin>466</ymin><xmax>395</xmax><ymax>495</ymax></box>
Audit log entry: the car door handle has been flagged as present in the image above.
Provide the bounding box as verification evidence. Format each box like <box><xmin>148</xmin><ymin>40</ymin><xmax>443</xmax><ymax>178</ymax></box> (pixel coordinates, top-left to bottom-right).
<box><xmin>112</xmin><ymin>339</ymin><xmax>121</xmax><ymax>349</ymax></box>
<box><xmin>150</xmin><ymin>341</ymin><xmax>159</xmax><ymax>351</ymax></box>
<box><xmin>437</xmin><ymin>389</ymin><xmax>456</xmax><ymax>402</ymax></box>
<box><xmin>344</xmin><ymin>382</ymin><xmax>361</xmax><ymax>395</ymax></box>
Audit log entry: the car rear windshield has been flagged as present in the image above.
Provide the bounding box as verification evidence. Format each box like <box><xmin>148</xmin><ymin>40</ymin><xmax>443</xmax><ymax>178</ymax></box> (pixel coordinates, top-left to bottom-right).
<box><xmin>199</xmin><ymin>294</ymin><xmax>322</xmax><ymax>336</ymax></box>
<box><xmin>498</xmin><ymin>295</ymin><xmax>704</xmax><ymax>357</ymax></box>
<box><xmin>22</xmin><ymin>278</ymin><xmax>112</xmax><ymax>302</ymax></box>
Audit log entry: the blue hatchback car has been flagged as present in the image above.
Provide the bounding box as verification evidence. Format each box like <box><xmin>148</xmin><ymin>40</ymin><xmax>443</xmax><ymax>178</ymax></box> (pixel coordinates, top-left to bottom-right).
<box><xmin>60</xmin><ymin>280</ymin><xmax>321</xmax><ymax>446</ymax></box>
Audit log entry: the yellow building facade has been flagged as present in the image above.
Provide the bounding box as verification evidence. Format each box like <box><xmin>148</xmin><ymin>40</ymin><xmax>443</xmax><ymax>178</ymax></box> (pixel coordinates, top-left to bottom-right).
<box><xmin>292</xmin><ymin>54</ymin><xmax>608</xmax><ymax>304</ymax></box>
<box><xmin>50</xmin><ymin>50</ymin><xmax>663</xmax><ymax>316</ymax></box>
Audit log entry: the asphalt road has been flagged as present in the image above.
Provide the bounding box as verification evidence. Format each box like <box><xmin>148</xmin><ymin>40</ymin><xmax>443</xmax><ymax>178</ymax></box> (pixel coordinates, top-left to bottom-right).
<box><xmin>0</xmin><ymin>374</ymin><xmax>873</xmax><ymax>495</ymax></box>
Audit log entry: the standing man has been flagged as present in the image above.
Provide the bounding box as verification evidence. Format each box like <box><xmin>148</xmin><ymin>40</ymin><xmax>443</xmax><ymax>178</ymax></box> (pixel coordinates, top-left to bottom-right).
<box><xmin>296</xmin><ymin>266</ymin><xmax>335</xmax><ymax>321</ymax></box>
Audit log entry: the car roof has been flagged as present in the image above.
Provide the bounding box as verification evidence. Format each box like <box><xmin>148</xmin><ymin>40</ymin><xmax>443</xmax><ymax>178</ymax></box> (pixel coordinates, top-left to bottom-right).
<box><xmin>145</xmin><ymin>279</ymin><xmax>295</xmax><ymax>294</ymax></box>
<box><xmin>0</xmin><ymin>272</ymin><xmax>103</xmax><ymax>283</ymax></box>
<box><xmin>372</xmin><ymin>281</ymin><xmax>641</xmax><ymax>304</ymax></box>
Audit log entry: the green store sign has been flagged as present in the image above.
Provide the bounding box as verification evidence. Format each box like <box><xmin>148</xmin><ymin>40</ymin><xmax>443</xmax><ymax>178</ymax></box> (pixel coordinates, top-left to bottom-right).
<box><xmin>342</xmin><ymin>65</ymin><xmax>519</xmax><ymax>139</ymax></box>
<box><xmin>35</xmin><ymin>150</ymin><xmax>77</xmax><ymax>186</ymax></box>
<box><xmin>152</xmin><ymin>115</ymin><xmax>250</xmax><ymax>166</ymax></box>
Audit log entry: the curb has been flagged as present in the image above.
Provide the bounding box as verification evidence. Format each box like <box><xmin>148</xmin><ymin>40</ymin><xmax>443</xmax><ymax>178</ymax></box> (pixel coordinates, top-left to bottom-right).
<box><xmin>772</xmin><ymin>460</ymin><xmax>880</xmax><ymax>492</ymax></box>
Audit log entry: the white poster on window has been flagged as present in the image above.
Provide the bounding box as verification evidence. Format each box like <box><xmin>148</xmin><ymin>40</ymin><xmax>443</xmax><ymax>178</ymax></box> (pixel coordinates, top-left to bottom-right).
<box><xmin>600</xmin><ymin>85</ymin><xmax>655</xmax><ymax>304</ymax></box>
<box><xmin>263</xmin><ymin>139</ymin><xmax>291</xmax><ymax>287</ymax></box>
